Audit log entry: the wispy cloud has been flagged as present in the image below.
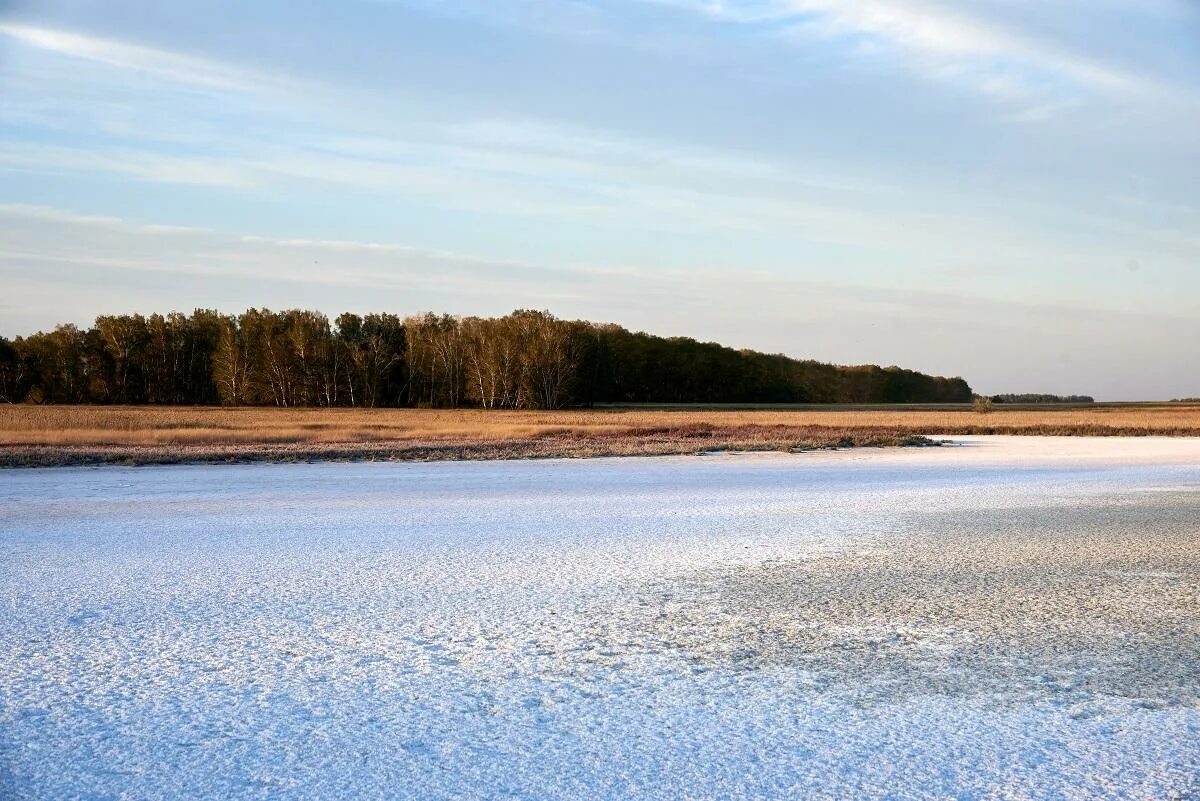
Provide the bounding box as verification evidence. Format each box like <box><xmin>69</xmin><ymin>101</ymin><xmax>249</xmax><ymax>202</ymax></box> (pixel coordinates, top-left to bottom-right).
<box><xmin>0</xmin><ymin>203</ymin><xmax>213</xmax><ymax>235</ymax></box>
<box><xmin>0</xmin><ymin>111</ymin><xmax>898</xmax><ymax>234</ymax></box>
<box><xmin>650</xmin><ymin>0</ymin><xmax>1165</xmax><ymax>103</ymax></box>
<box><xmin>0</xmin><ymin>22</ymin><xmax>279</xmax><ymax>93</ymax></box>
<box><xmin>4</xmin><ymin>108</ymin><xmax>1194</xmax><ymax>293</ymax></box>
<box><xmin>0</xmin><ymin>203</ymin><xmax>573</xmax><ymax>288</ymax></box>
<box><xmin>0</xmin><ymin>143</ymin><xmax>259</xmax><ymax>188</ymax></box>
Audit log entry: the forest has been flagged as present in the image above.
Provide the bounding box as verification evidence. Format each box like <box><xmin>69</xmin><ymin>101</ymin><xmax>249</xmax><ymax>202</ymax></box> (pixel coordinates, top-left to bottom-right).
<box><xmin>0</xmin><ymin>308</ymin><xmax>973</xmax><ymax>408</ymax></box>
<box><xmin>989</xmin><ymin>394</ymin><xmax>1095</xmax><ymax>404</ymax></box>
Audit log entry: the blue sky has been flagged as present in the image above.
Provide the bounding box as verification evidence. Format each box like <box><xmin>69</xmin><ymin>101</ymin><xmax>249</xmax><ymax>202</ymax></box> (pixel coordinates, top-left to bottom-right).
<box><xmin>1</xmin><ymin>0</ymin><xmax>1198</xmax><ymax>398</ymax></box>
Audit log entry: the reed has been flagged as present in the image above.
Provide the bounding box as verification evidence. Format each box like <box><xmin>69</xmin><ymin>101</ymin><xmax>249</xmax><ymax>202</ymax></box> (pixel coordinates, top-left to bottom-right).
<box><xmin>3</xmin><ymin>404</ymin><xmax>1198</xmax><ymax>466</ymax></box>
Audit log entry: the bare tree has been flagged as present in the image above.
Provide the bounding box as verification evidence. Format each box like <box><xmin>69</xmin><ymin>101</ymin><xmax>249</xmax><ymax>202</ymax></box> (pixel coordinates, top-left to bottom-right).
<box><xmin>213</xmin><ymin>317</ymin><xmax>250</xmax><ymax>405</ymax></box>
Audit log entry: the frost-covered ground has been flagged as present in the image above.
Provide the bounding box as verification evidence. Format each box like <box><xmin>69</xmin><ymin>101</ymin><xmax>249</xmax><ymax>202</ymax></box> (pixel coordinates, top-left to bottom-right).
<box><xmin>2</xmin><ymin>436</ymin><xmax>1199</xmax><ymax>800</ymax></box>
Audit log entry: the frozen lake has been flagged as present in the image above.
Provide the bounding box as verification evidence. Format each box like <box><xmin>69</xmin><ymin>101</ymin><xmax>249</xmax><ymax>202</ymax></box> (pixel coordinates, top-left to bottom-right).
<box><xmin>2</xmin><ymin>436</ymin><xmax>1199</xmax><ymax>800</ymax></box>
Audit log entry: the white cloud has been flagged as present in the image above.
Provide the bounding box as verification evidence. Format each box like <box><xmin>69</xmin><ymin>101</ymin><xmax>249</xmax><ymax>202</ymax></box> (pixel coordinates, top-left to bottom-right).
<box><xmin>0</xmin><ymin>203</ymin><xmax>564</xmax><ymax>287</ymax></box>
<box><xmin>0</xmin><ymin>142</ymin><xmax>259</xmax><ymax>188</ymax></box>
<box><xmin>0</xmin><ymin>23</ymin><xmax>280</xmax><ymax>93</ymax></box>
<box><xmin>0</xmin><ymin>203</ymin><xmax>213</xmax><ymax>234</ymax></box>
<box><xmin>652</xmin><ymin>0</ymin><xmax>1161</xmax><ymax>103</ymax></box>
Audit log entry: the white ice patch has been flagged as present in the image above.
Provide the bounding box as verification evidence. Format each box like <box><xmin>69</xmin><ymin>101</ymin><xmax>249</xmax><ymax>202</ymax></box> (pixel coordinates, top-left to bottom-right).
<box><xmin>1</xmin><ymin>437</ymin><xmax>1199</xmax><ymax>800</ymax></box>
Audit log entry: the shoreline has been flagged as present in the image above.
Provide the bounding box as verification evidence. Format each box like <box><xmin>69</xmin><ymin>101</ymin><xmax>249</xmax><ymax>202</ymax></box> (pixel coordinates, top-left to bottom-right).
<box><xmin>1</xmin><ymin>427</ymin><xmax>934</xmax><ymax>468</ymax></box>
<box><xmin>5</xmin><ymin>423</ymin><xmax>1200</xmax><ymax>468</ymax></box>
<box><xmin>5</xmin><ymin>405</ymin><xmax>1200</xmax><ymax>468</ymax></box>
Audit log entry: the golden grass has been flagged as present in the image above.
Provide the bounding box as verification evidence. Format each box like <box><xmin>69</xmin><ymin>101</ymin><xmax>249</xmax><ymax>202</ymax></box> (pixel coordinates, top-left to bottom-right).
<box><xmin>3</xmin><ymin>404</ymin><xmax>1199</xmax><ymax>466</ymax></box>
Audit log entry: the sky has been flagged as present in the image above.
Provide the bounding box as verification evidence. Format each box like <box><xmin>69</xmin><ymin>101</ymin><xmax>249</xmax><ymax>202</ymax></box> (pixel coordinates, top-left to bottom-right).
<box><xmin>1</xmin><ymin>0</ymin><xmax>1198</xmax><ymax>399</ymax></box>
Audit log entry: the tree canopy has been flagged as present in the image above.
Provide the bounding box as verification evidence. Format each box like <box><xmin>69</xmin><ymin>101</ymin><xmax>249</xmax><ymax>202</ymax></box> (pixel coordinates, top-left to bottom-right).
<box><xmin>989</xmin><ymin>394</ymin><xmax>1094</xmax><ymax>404</ymax></box>
<box><xmin>0</xmin><ymin>309</ymin><xmax>973</xmax><ymax>408</ymax></box>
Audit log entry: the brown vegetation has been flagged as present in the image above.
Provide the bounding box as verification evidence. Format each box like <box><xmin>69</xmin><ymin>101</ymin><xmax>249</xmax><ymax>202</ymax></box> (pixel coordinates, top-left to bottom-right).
<box><xmin>3</xmin><ymin>404</ymin><xmax>1199</xmax><ymax>467</ymax></box>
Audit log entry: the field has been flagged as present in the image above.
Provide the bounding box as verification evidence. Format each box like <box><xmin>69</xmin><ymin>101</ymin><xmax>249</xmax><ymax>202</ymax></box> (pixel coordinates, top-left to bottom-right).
<box><xmin>3</xmin><ymin>403</ymin><xmax>1200</xmax><ymax>466</ymax></box>
<box><xmin>3</xmin><ymin>438</ymin><xmax>1198</xmax><ymax>799</ymax></box>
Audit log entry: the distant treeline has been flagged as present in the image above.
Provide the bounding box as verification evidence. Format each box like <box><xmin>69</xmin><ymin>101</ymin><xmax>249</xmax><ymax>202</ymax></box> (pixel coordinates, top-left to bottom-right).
<box><xmin>988</xmin><ymin>394</ymin><xmax>1095</xmax><ymax>404</ymax></box>
<box><xmin>0</xmin><ymin>309</ymin><xmax>973</xmax><ymax>408</ymax></box>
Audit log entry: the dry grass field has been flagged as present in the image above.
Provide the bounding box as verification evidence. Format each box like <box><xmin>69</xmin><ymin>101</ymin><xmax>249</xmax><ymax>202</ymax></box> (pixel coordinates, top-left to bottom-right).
<box><xmin>3</xmin><ymin>404</ymin><xmax>1200</xmax><ymax>466</ymax></box>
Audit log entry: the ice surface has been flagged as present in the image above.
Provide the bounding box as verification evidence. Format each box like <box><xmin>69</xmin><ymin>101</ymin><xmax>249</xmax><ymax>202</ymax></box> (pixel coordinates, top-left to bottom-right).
<box><xmin>2</xmin><ymin>436</ymin><xmax>1199</xmax><ymax>800</ymax></box>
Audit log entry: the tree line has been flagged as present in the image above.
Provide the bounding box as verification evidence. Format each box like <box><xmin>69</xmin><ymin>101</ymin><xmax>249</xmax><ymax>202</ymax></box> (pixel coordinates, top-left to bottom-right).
<box><xmin>0</xmin><ymin>308</ymin><xmax>973</xmax><ymax>407</ymax></box>
<box><xmin>989</xmin><ymin>394</ymin><xmax>1095</xmax><ymax>404</ymax></box>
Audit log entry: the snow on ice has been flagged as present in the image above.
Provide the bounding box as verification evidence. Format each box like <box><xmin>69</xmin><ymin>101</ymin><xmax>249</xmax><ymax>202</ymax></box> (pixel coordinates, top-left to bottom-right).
<box><xmin>2</xmin><ymin>437</ymin><xmax>1199</xmax><ymax>799</ymax></box>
